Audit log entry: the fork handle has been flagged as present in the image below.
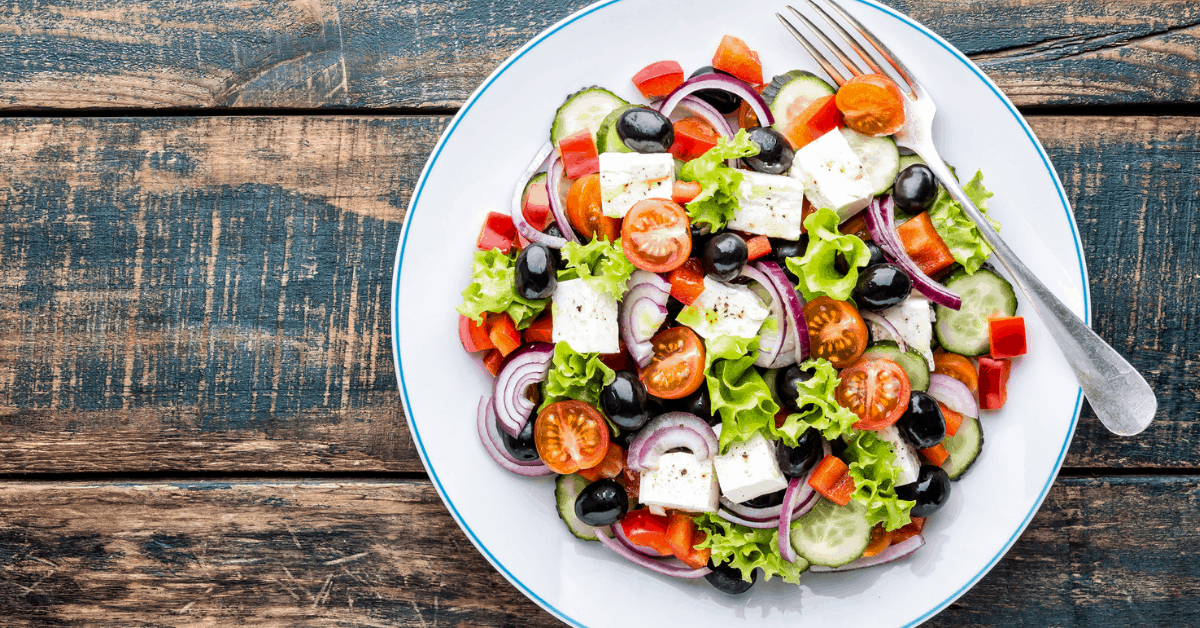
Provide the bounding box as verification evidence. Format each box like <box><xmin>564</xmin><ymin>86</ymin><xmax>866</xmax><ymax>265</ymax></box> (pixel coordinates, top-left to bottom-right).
<box><xmin>917</xmin><ymin>155</ymin><xmax>1156</xmax><ymax>436</ymax></box>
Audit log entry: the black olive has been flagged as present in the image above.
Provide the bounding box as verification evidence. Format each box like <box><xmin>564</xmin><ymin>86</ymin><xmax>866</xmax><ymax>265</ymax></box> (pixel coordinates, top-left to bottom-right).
<box><xmin>893</xmin><ymin>164</ymin><xmax>938</xmax><ymax>215</ymax></box>
<box><xmin>616</xmin><ymin>107</ymin><xmax>674</xmax><ymax>153</ymax></box>
<box><xmin>500</xmin><ymin>412</ymin><xmax>539</xmax><ymax>462</ymax></box>
<box><xmin>741</xmin><ymin>488</ymin><xmax>786</xmax><ymax>509</ymax></box>
<box><xmin>690</xmin><ymin>223</ymin><xmax>713</xmax><ymax>255</ymax></box>
<box><xmin>675</xmin><ymin>385</ymin><xmax>716</xmax><ymax>426</ymax></box>
<box><xmin>829</xmin><ymin>437</ymin><xmax>848</xmax><ymax>460</ymax></box>
<box><xmin>896</xmin><ymin>391</ymin><xmax>946</xmax><ymax>450</ymax></box>
<box><xmin>662</xmin><ymin>295</ymin><xmax>685</xmax><ymax>328</ymax></box>
<box><xmin>895</xmin><ymin>465</ymin><xmax>952</xmax><ymax>517</ymax></box>
<box><xmin>600</xmin><ymin>371</ymin><xmax>650</xmax><ymax>430</ymax></box>
<box><xmin>611</xmin><ymin>425</ymin><xmax>638</xmax><ymax>449</ymax></box>
<box><xmin>689</xmin><ymin>66</ymin><xmax>742</xmax><ymax>114</ymax></box>
<box><xmin>704</xmin><ymin>560</ymin><xmax>756</xmax><ymax>594</ymax></box>
<box><xmin>853</xmin><ymin>263</ymin><xmax>912</xmax><ymax>311</ymax></box>
<box><xmin>575</xmin><ymin>479</ymin><xmax>629</xmax><ymax>527</ymax></box>
<box><xmin>702</xmin><ymin>233</ymin><xmax>748</xmax><ymax>282</ymax></box>
<box><xmin>768</xmin><ymin>236</ymin><xmax>807</xmax><ymax>282</ymax></box>
<box><xmin>776</xmin><ymin>428</ymin><xmax>822</xmax><ymax>478</ymax></box>
<box><xmin>743</xmin><ymin>126</ymin><xmax>795</xmax><ymax>175</ymax></box>
<box><xmin>864</xmin><ymin>240</ymin><xmax>887</xmax><ymax>267</ymax></box>
<box><xmin>515</xmin><ymin>244</ymin><xmax>557</xmax><ymax>300</ymax></box>
<box><xmin>775</xmin><ymin>364</ymin><xmax>816</xmax><ymax>413</ymax></box>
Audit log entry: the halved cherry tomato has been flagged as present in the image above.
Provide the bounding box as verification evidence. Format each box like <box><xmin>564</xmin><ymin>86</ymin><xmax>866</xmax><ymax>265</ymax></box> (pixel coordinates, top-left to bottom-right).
<box><xmin>896</xmin><ymin>211</ymin><xmax>954</xmax><ymax>276</ymax></box>
<box><xmin>835</xmin><ymin>73</ymin><xmax>906</xmax><ymax>137</ymax></box>
<box><xmin>558</xmin><ymin>130</ymin><xmax>600</xmax><ymax>179</ymax></box>
<box><xmin>672</xmin><ymin>180</ymin><xmax>703</xmax><ymax>204</ymax></box>
<box><xmin>808</xmin><ymin>454</ymin><xmax>855</xmax><ymax>506</ymax></box>
<box><xmin>836</xmin><ymin>358</ymin><xmax>912</xmax><ymax>430</ymax></box>
<box><xmin>745</xmin><ymin>235</ymin><xmax>771</xmax><ymax>261</ymax></box>
<box><xmin>566</xmin><ymin>174</ymin><xmax>621</xmax><ymax>241</ymax></box>
<box><xmin>712</xmin><ymin>34</ymin><xmax>763</xmax><ymax>84</ymax></box>
<box><xmin>803</xmin><ymin>296</ymin><xmax>868</xmax><ymax>368</ymax></box>
<box><xmin>988</xmin><ymin>315</ymin><xmax>1027</xmax><ymax>359</ymax></box>
<box><xmin>522</xmin><ymin>311</ymin><xmax>554</xmax><ymax>344</ymax></box>
<box><xmin>920</xmin><ymin>443</ymin><xmax>950</xmax><ymax>466</ymax></box>
<box><xmin>938</xmin><ymin>402</ymin><xmax>964</xmax><ymax>437</ymax></box>
<box><xmin>890</xmin><ymin>516</ymin><xmax>925</xmax><ymax>545</ymax></box>
<box><xmin>668</xmin><ymin>258</ymin><xmax>706</xmax><ymax>305</ymax></box>
<box><xmin>481</xmin><ymin>349</ymin><xmax>505</xmax><ymax>376</ymax></box>
<box><xmin>578</xmin><ymin>443</ymin><xmax>626</xmax><ymax>482</ymax></box>
<box><xmin>670</xmin><ymin>117</ymin><xmax>720</xmax><ymax>162</ymax></box>
<box><xmin>459</xmin><ymin>314</ymin><xmax>494</xmax><ymax>353</ymax></box>
<box><xmin>522</xmin><ymin>178</ymin><xmax>552</xmax><ymax>231</ymax></box>
<box><xmin>862</xmin><ymin>524</ymin><xmax>894</xmax><ymax>557</ymax></box>
<box><xmin>632</xmin><ymin>60</ymin><xmax>685</xmax><ymax>99</ymax></box>
<box><xmin>621</xmin><ymin>199</ymin><xmax>691</xmax><ymax>272</ymax></box>
<box><xmin>933</xmin><ymin>351</ymin><xmax>978</xmax><ymax>394</ymax></box>
<box><xmin>534</xmin><ymin>400</ymin><xmax>610</xmax><ymax>474</ymax></box>
<box><xmin>477</xmin><ymin>211</ymin><xmax>516</xmax><ymax>254</ymax></box>
<box><xmin>621</xmin><ymin>509</ymin><xmax>673</xmax><ymax>556</ymax></box>
<box><xmin>487</xmin><ymin>312</ymin><xmax>521</xmax><ymax>357</ymax></box>
<box><xmin>666</xmin><ymin>513</ymin><xmax>711</xmax><ymax>569</ymax></box>
<box><xmin>640</xmin><ymin>326</ymin><xmax>706</xmax><ymax>399</ymax></box>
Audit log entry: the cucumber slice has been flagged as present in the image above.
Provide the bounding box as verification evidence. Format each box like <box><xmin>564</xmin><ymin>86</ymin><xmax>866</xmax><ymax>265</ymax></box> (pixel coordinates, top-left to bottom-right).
<box><xmin>790</xmin><ymin>498</ymin><xmax>871</xmax><ymax>567</ymax></box>
<box><xmin>934</xmin><ymin>268</ymin><xmax>1018</xmax><ymax>356</ymax></box>
<box><xmin>556</xmin><ymin>474</ymin><xmax>603</xmax><ymax>541</ymax></box>
<box><xmin>942</xmin><ymin>415</ymin><xmax>983</xmax><ymax>480</ymax></box>
<box><xmin>595</xmin><ymin>104</ymin><xmax>636</xmax><ymax>154</ymax></box>
<box><xmin>550</xmin><ymin>87</ymin><xmax>628</xmax><ymax>145</ymax></box>
<box><xmin>861</xmin><ymin>341</ymin><xmax>930</xmax><ymax>391</ymax></box>
<box><xmin>763</xmin><ymin>70</ymin><xmax>835</xmax><ymax>126</ymax></box>
<box><xmin>841</xmin><ymin>128</ymin><xmax>899</xmax><ymax>196</ymax></box>
<box><xmin>897</xmin><ymin>154</ymin><xmax>926</xmax><ymax>172</ymax></box>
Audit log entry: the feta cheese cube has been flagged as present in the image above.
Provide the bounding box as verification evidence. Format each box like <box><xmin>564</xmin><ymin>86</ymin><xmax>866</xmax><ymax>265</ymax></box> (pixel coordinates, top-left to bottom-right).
<box><xmin>599</xmin><ymin>152</ymin><xmax>675</xmax><ymax>218</ymax></box>
<box><xmin>727</xmin><ymin>171</ymin><xmax>807</xmax><ymax>240</ymax></box>
<box><xmin>712</xmin><ymin>432</ymin><xmax>788</xmax><ymax>503</ymax></box>
<box><xmin>875</xmin><ymin>425</ymin><xmax>921</xmax><ymax>486</ymax></box>
<box><xmin>678</xmin><ymin>277</ymin><xmax>770</xmax><ymax>340</ymax></box>
<box><xmin>639</xmin><ymin>452</ymin><xmax>720</xmax><ymax>513</ymax></box>
<box><xmin>875</xmin><ymin>293</ymin><xmax>935</xmax><ymax>369</ymax></box>
<box><xmin>551</xmin><ymin>278</ymin><xmax>620</xmax><ymax>354</ymax></box>
<box><xmin>789</xmin><ymin>129</ymin><xmax>874</xmax><ymax>222</ymax></box>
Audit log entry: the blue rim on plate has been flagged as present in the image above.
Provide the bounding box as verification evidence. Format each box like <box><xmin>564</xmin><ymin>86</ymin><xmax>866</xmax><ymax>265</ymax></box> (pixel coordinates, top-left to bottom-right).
<box><xmin>391</xmin><ymin>1</ymin><xmax>1090</xmax><ymax>625</ymax></box>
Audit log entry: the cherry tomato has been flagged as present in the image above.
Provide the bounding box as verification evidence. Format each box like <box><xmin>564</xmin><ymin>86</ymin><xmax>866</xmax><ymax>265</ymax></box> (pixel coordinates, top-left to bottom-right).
<box><xmin>640</xmin><ymin>326</ymin><xmax>706</xmax><ymax>399</ymax></box>
<box><xmin>577</xmin><ymin>442</ymin><xmax>626</xmax><ymax>482</ymax></box>
<box><xmin>534</xmin><ymin>400</ymin><xmax>610</xmax><ymax>474</ymax></box>
<box><xmin>932</xmin><ymin>352</ymin><xmax>978</xmax><ymax>394</ymax></box>
<box><xmin>566</xmin><ymin>174</ymin><xmax>621</xmax><ymax>241</ymax></box>
<box><xmin>803</xmin><ymin>296</ymin><xmax>868</xmax><ymax>368</ymax></box>
<box><xmin>836</xmin><ymin>358</ymin><xmax>912</xmax><ymax>430</ymax></box>
<box><xmin>835</xmin><ymin>73</ymin><xmax>906</xmax><ymax>137</ymax></box>
<box><xmin>621</xmin><ymin>199</ymin><xmax>691</xmax><ymax>272</ymax></box>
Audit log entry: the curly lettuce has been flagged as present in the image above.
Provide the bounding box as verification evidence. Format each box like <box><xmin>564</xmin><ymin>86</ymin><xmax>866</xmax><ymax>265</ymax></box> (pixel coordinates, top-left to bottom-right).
<box><xmin>703</xmin><ymin>336</ymin><xmax>780</xmax><ymax>452</ymax></box>
<box><xmin>456</xmin><ymin>249</ymin><xmax>549</xmax><ymax>329</ymax></box>
<box><xmin>541</xmin><ymin>342</ymin><xmax>616</xmax><ymax>410</ymax></box>
<box><xmin>927</xmin><ymin>170</ymin><xmax>999</xmax><ymax>274</ymax></box>
<box><xmin>785</xmin><ymin>207</ymin><xmax>871</xmax><ymax>301</ymax></box>
<box><xmin>843</xmin><ymin>430</ymin><xmax>915</xmax><ymax>531</ymax></box>
<box><xmin>557</xmin><ymin>238</ymin><xmax>635</xmax><ymax>301</ymax></box>
<box><xmin>775</xmin><ymin>358</ymin><xmax>860</xmax><ymax>446</ymax></box>
<box><xmin>678</xmin><ymin>130</ymin><xmax>761</xmax><ymax>231</ymax></box>
<box><xmin>693</xmin><ymin>513</ymin><xmax>808</xmax><ymax>585</ymax></box>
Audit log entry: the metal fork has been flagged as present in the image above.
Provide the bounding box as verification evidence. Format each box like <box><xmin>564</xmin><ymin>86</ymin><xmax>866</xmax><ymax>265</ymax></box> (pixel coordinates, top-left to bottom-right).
<box><xmin>778</xmin><ymin>1</ymin><xmax>1156</xmax><ymax>436</ymax></box>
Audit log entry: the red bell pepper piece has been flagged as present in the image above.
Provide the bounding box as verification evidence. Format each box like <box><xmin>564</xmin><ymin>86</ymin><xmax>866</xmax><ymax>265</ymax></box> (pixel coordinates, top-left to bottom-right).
<box><xmin>487</xmin><ymin>313</ymin><xmax>522</xmax><ymax>357</ymax></box>
<box><xmin>631</xmin><ymin>60</ymin><xmax>685</xmax><ymax>99</ymax></box>
<box><xmin>988</xmin><ymin>315</ymin><xmax>1027</xmax><ymax>359</ymax></box>
<box><xmin>522</xmin><ymin>311</ymin><xmax>554</xmax><ymax>344</ymax></box>
<box><xmin>890</xmin><ymin>517</ymin><xmax>926</xmax><ymax>545</ymax></box>
<box><xmin>937</xmin><ymin>402</ymin><xmax>963</xmax><ymax>437</ymax></box>
<box><xmin>522</xmin><ymin>178</ymin><xmax>553</xmax><ymax>231</ymax></box>
<box><xmin>477</xmin><ymin>212</ymin><xmax>517</xmax><ymax>254</ymax></box>
<box><xmin>808</xmin><ymin>454</ymin><xmax>856</xmax><ymax>506</ymax></box>
<box><xmin>920</xmin><ymin>443</ymin><xmax>950</xmax><ymax>467</ymax></box>
<box><xmin>620</xmin><ymin>509</ymin><xmax>673</xmax><ymax>556</ymax></box>
<box><xmin>670</xmin><ymin>117</ymin><xmax>720</xmax><ymax>162</ymax></box>
<box><xmin>481</xmin><ymin>349</ymin><xmax>505</xmax><ymax>376</ymax></box>
<box><xmin>666</xmin><ymin>512</ymin><xmax>711</xmax><ymax>569</ymax></box>
<box><xmin>668</xmin><ymin>258</ymin><xmax>706</xmax><ymax>305</ymax></box>
<box><xmin>458</xmin><ymin>314</ymin><xmax>494</xmax><ymax>353</ymax></box>
<box><xmin>558</xmin><ymin>130</ymin><xmax>600</xmax><ymax>179</ymax></box>
<box><xmin>804</xmin><ymin>95</ymin><xmax>844</xmax><ymax>136</ymax></box>
<box><xmin>896</xmin><ymin>211</ymin><xmax>955</xmax><ymax>276</ymax></box>
<box><xmin>712</xmin><ymin>34</ymin><xmax>763</xmax><ymax>85</ymax></box>
<box><xmin>745</xmin><ymin>236</ymin><xmax>772</xmax><ymax>261</ymax></box>
<box><xmin>978</xmin><ymin>356</ymin><xmax>1011</xmax><ymax>410</ymax></box>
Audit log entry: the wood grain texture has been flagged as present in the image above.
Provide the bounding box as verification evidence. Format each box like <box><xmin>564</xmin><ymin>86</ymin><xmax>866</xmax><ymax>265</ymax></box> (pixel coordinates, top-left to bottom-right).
<box><xmin>0</xmin><ymin>476</ymin><xmax>1196</xmax><ymax>626</ymax></box>
<box><xmin>0</xmin><ymin>115</ymin><xmax>1195</xmax><ymax>473</ymax></box>
<box><xmin>0</xmin><ymin>0</ymin><xmax>1197</xmax><ymax>110</ymax></box>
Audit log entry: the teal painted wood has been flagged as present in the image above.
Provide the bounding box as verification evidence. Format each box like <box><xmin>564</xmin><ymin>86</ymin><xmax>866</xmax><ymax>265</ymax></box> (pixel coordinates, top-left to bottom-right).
<box><xmin>0</xmin><ymin>0</ymin><xmax>1196</xmax><ymax>110</ymax></box>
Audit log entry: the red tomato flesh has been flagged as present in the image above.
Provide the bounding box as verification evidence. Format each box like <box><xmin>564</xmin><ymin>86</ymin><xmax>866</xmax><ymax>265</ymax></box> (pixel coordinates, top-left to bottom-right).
<box><xmin>477</xmin><ymin>212</ymin><xmax>516</xmax><ymax>254</ymax></box>
<box><xmin>459</xmin><ymin>314</ymin><xmax>494</xmax><ymax>353</ymax></box>
<box><xmin>712</xmin><ymin>34</ymin><xmax>763</xmax><ymax>84</ymax></box>
<box><xmin>632</xmin><ymin>60</ymin><xmax>685</xmax><ymax>99</ymax></box>
<box><xmin>558</xmin><ymin>130</ymin><xmax>600</xmax><ymax>179</ymax></box>
<box><xmin>836</xmin><ymin>358</ymin><xmax>912</xmax><ymax>430</ymax></box>
<box><xmin>534</xmin><ymin>400</ymin><xmax>610</xmax><ymax>475</ymax></box>
<box><xmin>668</xmin><ymin>258</ymin><xmax>706</xmax><ymax>306</ymax></box>
<box><xmin>978</xmin><ymin>356</ymin><xmax>1011</xmax><ymax>410</ymax></box>
<box><xmin>640</xmin><ymin>326</ymin><xmax>706</xmax><ymax>399</ymax></box>
<box><xmin>804</xmin><ymin>95</ymin><xmax>844</xmax><ymax>136</ymax></box>
<box><xmin>522</xmin><ymin>311</ymin><xmax>553</xmax><ymax>344</ymax></box>
<box><xmin>577</xmin><ymin>443</ymin><xmax>626</xmax><ymax>482</ymax></box>
<box><xmin>621</xmin><ymin>199</ymin><xmax>692</xmax><ymax>273</ymax></box>
<box><xmin>487</xmin><ymin>313</ymin><xmax>521</xmax><ymax>357</ymax></box>
<box><xmin>522</xmin><ymin>179</ymin><xmax>552</xmax><ymax>231</ymax></box>
<box><xmin>670</xmin><ymin>117</ymin><xmax>720</xmax><ymax>162</ymax></box>
<box><xmin>621</xmin><ymin>509</ymin><xmax>673</xmax><ymax>556</ymax></box>
<box><xmin>672</xmin><ymin>180</ymin><xmax>703</xmax><ymax>204</ymax></box>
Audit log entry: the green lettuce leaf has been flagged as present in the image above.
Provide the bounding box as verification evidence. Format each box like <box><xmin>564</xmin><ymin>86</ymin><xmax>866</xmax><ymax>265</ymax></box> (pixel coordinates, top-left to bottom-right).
<box><xmin>541</xmin><ymin>342</ymin><xmax>616</xmax><ymax>409</ymax></box>
<box><xmin>785</xmin><ymin>207</ymin><xmax>871</xmax><ymax>301</ymax></box>
<box><xmin>843</xmin><ymin>430</ymin><xmax>915</xmax><ymax>531</ymax></box>
<box><xmin>775</xmin><ymin>358</ymin><xmax>860</xmax><ymax>446</ymax></box>
<box><xmin>703</xmin><ymin>336</ymin><xmax>780</xmax><ymax>452</ymax></box>
<box><xmin>557</xmin><ymin>238</ymin><xmax>636</xmax><ymax>301</ymax></box>
<box><xmin>927</xmin><ymin>170</ymin><xmax>999</xmax><ymax>274</ymax></box>
<box><xmin>678</xmin><ymin>130</ymin><xmax>761</xmax><ymax>232</ymax></box>
<box><xmin>456</xmin><ymin>249</ymin><xmax>549</xmax><ymax>329</ymax></box>
<box><xmin>693</xmin><ymin>513</ymin><xmax>807</xmax><ymax>585</ymax></box>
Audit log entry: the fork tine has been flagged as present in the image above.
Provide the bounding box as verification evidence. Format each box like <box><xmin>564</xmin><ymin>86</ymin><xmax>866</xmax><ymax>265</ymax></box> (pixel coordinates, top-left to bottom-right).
<box><xmin>801</xmin><ymin>0</ymin><xmax>884</xmax><ymax>76</ymax></box>
<box><xmin>775</xmin><ymin>13</ymin><xmax>847</xmax><ymax>87</ymax></box>
<box><xmin>816</xmin><ymin>0</ymin><xmax>919</xmax><ymax>93</ymax></box>
<box><xmin>784</xmin><ymin>5</ymin><xmax>864</xmax><ymax>77</ymax></box>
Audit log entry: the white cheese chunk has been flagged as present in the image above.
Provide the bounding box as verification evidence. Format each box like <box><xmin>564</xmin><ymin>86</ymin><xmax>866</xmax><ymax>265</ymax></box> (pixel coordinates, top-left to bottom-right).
<box><xmin>875</xmin><ymin>425</ymin><xmax>921</xmax><ymax>486</ymax></box>
<box><xmin>639</xmin><ymin>452</ymin><xmax>720</xmax><ymax>513</ymax></box>
<box><xmin>727</xmin><ymin>171</ymin><xmax>807</xmax><ymax>240</ymax></box>
<box><xmin>789</xmin><ymin>129</ymin><xmax>874</xmax><ymax>222</ymax></box>
<box><xmin>679</xmin><ymin>277</ymin><xmax>770</xmax><ymax>340</ymax></box>
<box><xmin>876</xmin><ymin>293</ymin><xmax>935</xmax><ymax>369</ymax></box>
<box><xmin>598</xmin><ymin>152</ymin><xmax>675</xmax><ymax>218</ymax></box>
<box><xmin>551</xmin><ymin>278</ymin><xmax>620</xmax><ymax>354</ymax></box>
<box><xmin>712</xmin><ymin>432</ymin><xmax>789</xmax><ymax>503</ymax></box>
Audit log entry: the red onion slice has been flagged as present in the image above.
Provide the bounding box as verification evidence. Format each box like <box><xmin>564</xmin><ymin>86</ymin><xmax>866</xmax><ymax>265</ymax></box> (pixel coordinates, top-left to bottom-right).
<box><xmin>594</xmin><ymin>528</ymin><xmax>712</xmax><ymax>579</ymax></box>
<box><xmin>546</xmin><ymin>154</ymin><xmax>579</xmax><ymax>245</ymax></box>
<box><xmin>861</xmin><ymin>311</ymin><xmax>907</xmax><ymax>352</ymax></box>
<box><xmin>927</xmin><ymin>374</ymin><xmax>979</xmax><ymax>418</ymax></box>
<box><xmin>790</xmin><ymin>490</ymin><xmax>820</xmax><ymax>520</ymax></box>
<box><xmin>660</xmin><ymin>74</ymin><xmax>773</xmax><ymax>127</ymax></box>
<box><xmin>627</xmin><ymin>413</ymin><xmax>718</xmax><ymax>472</ymax></box>
<box><xmin>766</xmin><ymin>323</ymin><xmax>799</xmax><ymax>369</ymax></box>
<box><xmin>613</xmin><ymin>522</ymin><xmax>671</xmax><ymax>557</ymax></box>
<box><xmin>755</xmin><ymin>261</ymin><xmax>809</xmax><ymax>363</ymax></box>
<box><xmin>621</xmin><ymin>272</ymin><xmax>671</xmax><ymax>368</ymax></box>
<box><xmin>864</xmin><ymin>196</ymin><xmax>961</xmax><ymax>309</ymax></box>
<box><xmin>492</xmin><ymin>342</ymin><xmax>555</xmax><ymax>437</ymax></box>
<box><xmin>510</xmin><ymin>142</ymin><xmax>564</xmax><ymax>248</ymax></box>
<box><xmin>739</xmin><ymin>265</ymin><xmax>788</xmax><ymax>368</ymax></box>
<box><xmin>778</xmin><ymin>477</ymin><xmax>807</xmax><ymax>563</ymax></box>
<box><xmin>808</xmin><ymin>534</ymin><xmax>925</xmax><ymax>572</ymax></box>
<box><xmin>476</xmin><ymin>397</ymin><xmax>554</xmax><ymax>476</ymax></box>
<box><xmin>716</xmin><ymin>509</ymin><xmax>778</xmax><ymax>529</ymax></box>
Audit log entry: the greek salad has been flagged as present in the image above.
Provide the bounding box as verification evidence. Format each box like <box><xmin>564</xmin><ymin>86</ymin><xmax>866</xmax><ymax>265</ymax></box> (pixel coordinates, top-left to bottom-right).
<box><xmin>456</xmin><ymin>34</ymin><xmax>1027</xmax><ymax>593</ymax></box>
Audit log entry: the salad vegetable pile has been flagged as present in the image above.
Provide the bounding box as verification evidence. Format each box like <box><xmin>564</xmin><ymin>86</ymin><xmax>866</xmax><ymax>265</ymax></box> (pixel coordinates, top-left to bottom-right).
<box><xmin>457</xmin><ymin>34</ymin><xmax>1028</xmax><ymax>593</ymax></box>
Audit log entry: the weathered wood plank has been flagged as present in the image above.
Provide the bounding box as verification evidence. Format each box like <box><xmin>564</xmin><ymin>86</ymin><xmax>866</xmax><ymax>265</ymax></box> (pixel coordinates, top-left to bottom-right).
<box><xmin>0</xmin><ymin>115</ymin><xmax>1195</xmax><ymax>473</ymax></box>
<box><xmin>0</xmin><ymin>0</ymin><xmax>1196</xmax><ymax>110</ymax></box>
<box><xmin>0</xmin><ymin>476</ymin><xmax>1196</xmax><ymax>626</ymax></box>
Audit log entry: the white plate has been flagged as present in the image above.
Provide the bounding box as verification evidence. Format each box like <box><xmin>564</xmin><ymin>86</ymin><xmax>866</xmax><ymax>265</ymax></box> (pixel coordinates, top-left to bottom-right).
<box><xmin>391</xmin><ymin>0</ymin><xmax>1088</xmax><ymax>625</ymax></box>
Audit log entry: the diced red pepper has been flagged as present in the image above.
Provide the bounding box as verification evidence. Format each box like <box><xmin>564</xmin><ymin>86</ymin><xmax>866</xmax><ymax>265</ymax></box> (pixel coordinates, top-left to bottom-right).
<box><xmin>487</xmin><ymin>313</ymin><xmax>521</xmax><ymax>357</ymax></box>
<box><xmin>978</xmin><ymin>356</ymin><xmax>1011</xmax><ymax>410</ymax></box>
<box><xmin>890</xmin><ymin>517</ymin><xmax>926</xmax><ymax>545</ymax></box>
<box><xmin>523</xmin><ymin>178</ymin><xmax>553</xmax><ymax>231</ymax></box>
<box><xmin>862</xmin><ymin>524</ymin><xmax>894</xmax><ymax>557</ymax></box>
<box><xmin>523</xmin><ymin>311</ymin><xmax>554</xmax><ymax>344</ymax></box>
<box><xmin>578</xmin><ymin>443</ymin><xmax>626</xmax><ymax>482</ymax></box>
<box><xmin>668</xmin><ymin>258</ymin><xmax>706</xmax><ymax>305</ymax></box>
<box><xmin>666</xmin><ymin>513</ymin><xmax>711</xmax><ymax>569</ymax></box>
<box><xmin>920</xmin><ymin>443</ymin><xmax>950</xmax><ymax>466</ymax></box>
<box><xmin>988</xmin><ymin>315</ymin><xmax>1027</xmax><ymax>359</ymax></box>
<box><xmin>620</xmin><ymin>509</ymin><xmax>673</xmax><ymax>556</ymax></box>
<box><xmin>712</xmin><ymin>34</ymin><xmax>763</xmax><ymax>85</ymax></box>
<box><xmin>808</xmin><ymin>454</ymin><xmax>855</xmax><ymax>506</ymax></box>
<box><xmin>745</xmin><ymin>236</ymin><xmax>771</xmax><ymax>261</ymax></box>
<box><xmin>632</xmin><ymin>60</ymin><xmax>685</xmax><ymax>99</ymax></box>
<box><xmin>670</xmin><ymin>117</ymin><xmax>720</xmax><ymax>162</ymax></box>
<box><xmin>558</xmin><ymin>130</ymin><xmax>600</xmax><ymax>179</ymax></box>
<box><xmin>672</xmin><ymin>180</ymin><xmax>703</xmax><ymax>204</ymax></box>
<box><xmin>482</xmin><ymin>349</ymin><xmax>505</xmax><ymax>376</ymax></box>
<box><xmin>774</xmin><ymin>408</ymin><xmax>791</xmax><ymax>430</ymax></box>
<box><xmin>896</xmin><ymin>211</ymin><xmax>955</xmax><ymax>276</ymax></box>
<box><xmin>459</xmin><ymin>314</ymin><xmax>494</xmax><ymax>353</ymax></box>
<box><xmin>477</xmin><ymin>212</ymin><xmax>517</xmax><ymax>254</ymax></box>
<box><xmin>804</xmin><ymin>94</ymin><xmax>844</xmax><ymax>137</ymax></box>
<box><xmin>938</xmin><ymin>402</ymin><xmax>963</xmax><ymax>438</ymax></box>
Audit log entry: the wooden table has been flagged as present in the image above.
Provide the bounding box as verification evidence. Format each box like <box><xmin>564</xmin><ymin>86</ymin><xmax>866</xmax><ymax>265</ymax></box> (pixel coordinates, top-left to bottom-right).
<box><xmin>0</xmin><ymin>0</ymin><xmax>1196</xmax><ymax>625</ymax></box>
